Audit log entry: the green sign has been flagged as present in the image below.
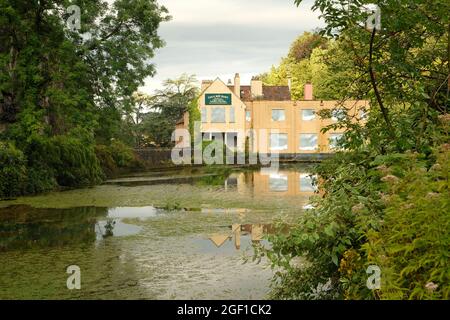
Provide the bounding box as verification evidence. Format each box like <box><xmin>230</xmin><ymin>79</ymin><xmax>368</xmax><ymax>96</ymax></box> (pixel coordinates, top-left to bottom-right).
<box><xmin>205</xmin><ymin>93</ymin><xmax>232</xmax><ymax>105</ymax></box>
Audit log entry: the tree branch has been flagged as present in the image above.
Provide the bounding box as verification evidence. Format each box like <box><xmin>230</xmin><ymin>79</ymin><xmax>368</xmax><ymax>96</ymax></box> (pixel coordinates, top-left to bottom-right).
<box><xmin>368</xmin><ymin>27</ymin><xmax>395</xmax><ymax>139</ymax></box>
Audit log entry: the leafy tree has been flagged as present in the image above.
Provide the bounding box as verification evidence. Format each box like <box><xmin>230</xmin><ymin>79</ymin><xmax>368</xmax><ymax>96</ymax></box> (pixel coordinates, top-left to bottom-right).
<box><xmin>0</xmin><ymin>0</ymin><xmax>170</xmax><ymax>196</ymax></box>
<box><xmin>288</xmin><ymin>31</ymin><xmax>328</xmax><ymax>61</ymax></box>
<box><xmin>140</xmin><ymin>74</ymin><xmax>199</xmax><ymax>147</ymax></box>
<box><xmin>260</xmin><ymin>32</ymin><xmax>350</xmax><ymax>100</ymax></box>
<box><xmin>259</xmin><ymin>0</ymin><xmax>450</xmax><ymax>300</ymax></box>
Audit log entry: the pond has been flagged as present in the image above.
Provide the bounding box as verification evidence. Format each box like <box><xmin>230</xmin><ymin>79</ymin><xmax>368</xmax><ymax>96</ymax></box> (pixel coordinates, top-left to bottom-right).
<box><xmin>0</xmin><ymin>164</ymin><xmax>316</xmax><ymax>299</ymax></box>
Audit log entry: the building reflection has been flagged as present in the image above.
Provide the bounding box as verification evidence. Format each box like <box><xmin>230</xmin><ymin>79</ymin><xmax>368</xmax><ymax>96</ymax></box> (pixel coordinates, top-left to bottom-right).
<box><xmin>224</xmin><ymin>169</ymin><xmax>318</xmax><ymax>196</ymax></box>
<box><xmin>208</xmin><ymin>223</ymin><xmax>274</xmax><ymax>250</ymax></box>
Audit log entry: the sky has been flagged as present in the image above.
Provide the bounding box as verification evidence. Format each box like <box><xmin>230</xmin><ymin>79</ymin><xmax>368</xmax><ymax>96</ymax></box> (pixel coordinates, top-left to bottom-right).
<box><xmin>140</xmin><ymin>0</ymin><xmax>324</xmax><ymax>94</ymax></box>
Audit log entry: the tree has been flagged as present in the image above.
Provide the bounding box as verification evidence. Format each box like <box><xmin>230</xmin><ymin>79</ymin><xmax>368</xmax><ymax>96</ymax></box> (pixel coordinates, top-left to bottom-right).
<box><xmin>258</xmin><ymin>0</ymin><xmax>450</xmax><ymax>300</ymax></box>
<box><xmin>140</xmin><ymin>74</ymin><xmax>199</xmax><ymax>147</ymax></box>
<box><xmin>0</xmin><ymin>0</ymin><xmax>170</xmax><ymax>195</ymax></box>
<box><xmin>288</xmin><ymin>31</ymin><xmax>328</xmax><ymax>61</ymax></box>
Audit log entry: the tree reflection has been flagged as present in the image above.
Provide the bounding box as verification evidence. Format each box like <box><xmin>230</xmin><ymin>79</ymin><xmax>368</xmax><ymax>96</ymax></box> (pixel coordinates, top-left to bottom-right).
<box><xmin>0</xmin><ymin>206</ymin><xmax>108</xmax><ymax>251</ymax></box>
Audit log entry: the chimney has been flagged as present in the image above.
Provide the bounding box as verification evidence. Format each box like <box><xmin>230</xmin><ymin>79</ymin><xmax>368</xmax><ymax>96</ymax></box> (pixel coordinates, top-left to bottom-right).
<box><xmin>304</xmin><ymin>83</ymin><xmax>313</xmax><ymax>100</ymax></box>
<box><xmin>201</xmin><ymin>80</ymin><xmax>212</xmax><ymax>91</ymax></box>
<box><xmin>234</xmin><ymin>73</ymin><xmax>240</xmax><ymax>97</ymax></box>
<box><xmin>287</xmin><ymin>77</ymin><xmax>292</xmax><ymax>92</ymax></box>
<box><xmin>250</xmin><ymin>78</ymin><xmax>263</xmax><ymax>98</ymax></box>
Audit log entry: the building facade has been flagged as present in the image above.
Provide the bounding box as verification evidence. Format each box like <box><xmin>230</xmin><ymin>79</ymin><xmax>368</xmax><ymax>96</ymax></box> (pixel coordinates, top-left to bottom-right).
<box><xmin>184</xmin><ymin>73</ymin><xmax>368</xmax><ymax>155</ymax></box>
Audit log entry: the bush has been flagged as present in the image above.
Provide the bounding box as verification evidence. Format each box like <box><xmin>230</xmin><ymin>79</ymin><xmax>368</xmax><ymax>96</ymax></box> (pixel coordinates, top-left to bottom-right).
<box><xmin>95</xmin><ymin>144</ymin><xmax>118</xmax><ymax>177</ymax></box>
<box><xmin>96</xmin><ymin>141</ymin><xmax>144</xmax><ymax>178</ymax></box>
<box><xmin>23</xmin><ymin>166</ymin><xmax>57</xmax><ymax>195</ymax></box>
<box><xmin>366</xmin><ymin>146</ymin><xmax>450</xmax><ymax>299</ymax></box>
<box><xmin>24</xmin><ymin>135</ymin><xmax>103</xmax><ymax>188</ymax></box>
<box><xmin>0</xmin><ymin>142</ymin><xmax>27</xmax><ymax>198</ymax></box>
<box><xmin>258</xmin><ymin>142</ymin><xmax>449</xmax><ymax>300</ymax></box>
<box><xmin>50</xmin><ymin>136</ymin><xmax>104</xmax><ymax>186</ymax></box>
<box><xmin>258</xmin><ymin>151</ymin><xmax>385</xmax><ymax>299</ymax></box>
<box><xmin>109</xmin><ymin>140</ymin><xmax>134</xmax><ymax>167</ymax></box>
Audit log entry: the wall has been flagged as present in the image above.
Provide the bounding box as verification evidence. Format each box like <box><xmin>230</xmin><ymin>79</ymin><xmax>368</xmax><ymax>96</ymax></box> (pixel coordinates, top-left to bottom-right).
<box><xmin>248</xmin><ymin>99</ymin><xmax>368</xmax><ymax>154</ymax></box>
<box><xmin>196</xmin><ymin>78</ymin><xmax>369</xmax><ymax>155</ymax></box>
<box><xmin>198</xmin><ymin>79</ymin><xmax>247</xmax><ymax>151</ymax></box>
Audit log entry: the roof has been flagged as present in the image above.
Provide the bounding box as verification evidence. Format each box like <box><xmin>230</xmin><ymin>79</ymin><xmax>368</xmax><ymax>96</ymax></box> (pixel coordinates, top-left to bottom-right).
<box><xmin>227</xmin><ymin>85</ymin><xmax>291</xmax><ymax>101</ymax></box>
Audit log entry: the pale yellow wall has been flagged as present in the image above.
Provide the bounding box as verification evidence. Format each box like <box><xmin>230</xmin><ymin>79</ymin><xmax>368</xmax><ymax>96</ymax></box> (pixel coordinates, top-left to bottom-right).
<box><xmin>199</xmin><ymin>79</ymin><xmax>247</xmax><ymax>151</ymax></box>
<box><xmin>197</xmin><ymin>78</ymin><xmax>369</xmax><ymax>154</ymax></box>
<box><xmin>248</xmin><ymin>100</ymin><xmax>368</xmax><ymax>154</ymax></box>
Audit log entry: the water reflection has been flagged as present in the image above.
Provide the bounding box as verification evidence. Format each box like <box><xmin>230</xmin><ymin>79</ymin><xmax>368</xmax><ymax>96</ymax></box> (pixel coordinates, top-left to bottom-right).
<box><xmin>224</xmin><ymin>169</ymin><xmax>317</xmax><ymax>197</ymax></box>
<box><xmin>208</xmin><ymin>223</ymin><xmax>274</xmax><ymax>251</ymax></box>
<box><xmin>0</xmin><ymin>206</ymin><xmax>106</xmax><ymax>251</ymax></box>
<box><xmin>104</xmin><ymin>166</ymin><xmax>317</xmax><ymax>198</ymax></box>
<box><xmin>0</xmin><ymin>206</ymin><xmax>159</xmax><ymax>251</ymax></box>
<box><xmin>0</xmin><ymin>165</ymin><xmax>315</xmax><ymax>299</ymax></box>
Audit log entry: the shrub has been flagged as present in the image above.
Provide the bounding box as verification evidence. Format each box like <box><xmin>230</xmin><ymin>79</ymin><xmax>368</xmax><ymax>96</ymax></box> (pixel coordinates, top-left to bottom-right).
<box><xmin>24</xmin><ymin>135</ymin><xmax>103</xmax><ymax>188</ymax></box>
<box><xmin>95</xmin><ymin>144</ymin><xmax>118</xmax><ymax>177</ymax></box>
<box><xmin>366</xmin><ymin>145</ymin><xmax>450</xmax><ymax>299</ymax></box>
<box><xmin>49</xmin><ymin>136</ymin><xmax>104</xmax><ymax>186</ymax></box>
<box><xmin>23</xmin><ymin>166</ymin><xmax>57</xmax><ymax>195</ymax></box>
<box><xmin>109</xmin><ymin>140</ymin><xmax>134</xmax><ymax>167</ymax></box>
<box><xmin>0</xmin><ymin>142</ymin><xmax>27</xmax><ymax>198</ymax></box>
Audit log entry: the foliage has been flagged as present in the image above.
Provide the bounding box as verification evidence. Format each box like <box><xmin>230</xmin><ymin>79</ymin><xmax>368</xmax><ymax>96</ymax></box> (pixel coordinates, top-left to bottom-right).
<box><xmin>258</xmin><ymin>0</ymin><xmax>450</xmax><ymax>300</ymax></box>
<box><xmin>95</xmin><ymin>140</ymin><xmax>142</xmax><ymax>178</ymax></box>
<box><xmin>0</xmin><ymin>141</ymin><xmax>27</xmax><ymax>197</ymax></box>
<box><xmin>109</xmin><ymin>140</ymin><xmax>135</xmax><ymax>167</ymax></box>
<box><xmin>0</xmin><ymin>0</ymin><xmax>169</xmax><ymax>196</ymax></box>
<box><xmin>139</xmin><ymin>74</ymin><xmax>199</xmax><ymax>147</ymax></box>
<box><xmin>259</xmin><ymin>32</ymin><xmax>350</xmax><ymax>100</ymax></box>
<box><xmin>95</xmin><ymin>144</ymin><xmax>118</xmax><ymax>178</ymax></box>
<box><xmin>188</xmin><ymin>97</ymin><xmax>201</xmax><ymax>140</ymax></box>
<box><xmin>366</xmin><ymin>145</ymin><xmax>450</xmax><ymax>300</ymax></box>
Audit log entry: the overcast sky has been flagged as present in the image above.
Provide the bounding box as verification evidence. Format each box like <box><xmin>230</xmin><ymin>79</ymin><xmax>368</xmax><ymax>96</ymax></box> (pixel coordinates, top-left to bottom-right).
<box><xmin>140</xmin><ymin>0</ymin><xmax>323</xmax><ymax>93</ymax></box>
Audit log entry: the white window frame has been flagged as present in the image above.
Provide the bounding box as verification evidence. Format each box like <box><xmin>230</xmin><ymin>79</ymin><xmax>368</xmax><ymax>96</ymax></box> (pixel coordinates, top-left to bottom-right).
<box><xmin>329</xmin><ymin>133</ymin><xmax>343</xmax><ymax>149</ymax></box>
<box><xmin>211</xmin><ymin>107</ymin><xmax>226</xmax><ymax>123</ymax></box>
<box><xmin>203</xmin><ymin>132</ymin><xmax>212</xmax><ymax>141</ymax></box>
<box><xmin>302</xmin><ymin>109</ymin><xmax>316</xmax><ymax>121</ymax></box>
<box><xmin>270</xmin><ymin>133</ymin><xmax>288</xmax><ymax>151</ymax></box>
<box><xmin>299</xmin><ymin>133</ymin><xmax>318</xmax><ymax>151</ymax></box>
<box><xmin>271</xmin><ymin>109</ymin><xmax>286</xmax><ymax>122</ymax></box>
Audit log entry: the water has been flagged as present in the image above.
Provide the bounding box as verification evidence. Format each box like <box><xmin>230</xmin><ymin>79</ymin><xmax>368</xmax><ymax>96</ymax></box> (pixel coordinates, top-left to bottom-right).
<box><xmin>0</xmin><ymin>164</ymin><xmax>316</xmax><ymax>299</ymax></box>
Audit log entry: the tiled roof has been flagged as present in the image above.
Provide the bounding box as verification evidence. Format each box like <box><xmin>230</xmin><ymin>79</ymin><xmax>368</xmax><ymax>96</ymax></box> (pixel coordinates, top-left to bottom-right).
<box><xmin>228</xmin><ymin>85</ymin><xmax>291</xmax><ymax>101</ymax></box>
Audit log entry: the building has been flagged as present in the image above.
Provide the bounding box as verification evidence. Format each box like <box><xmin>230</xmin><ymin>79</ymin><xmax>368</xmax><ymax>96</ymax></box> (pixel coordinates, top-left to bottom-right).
<box><xmin>182</xmin><ymin>73</ymin><xmax>368</xmax><ymax>156</ymax></box>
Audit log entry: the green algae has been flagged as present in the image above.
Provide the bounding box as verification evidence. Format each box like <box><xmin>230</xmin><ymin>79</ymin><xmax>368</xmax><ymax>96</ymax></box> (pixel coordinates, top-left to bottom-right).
<box><xmin>0</xmin><ymin>164</ymin><xmax>314</xmax><ymax>299</ymax></box>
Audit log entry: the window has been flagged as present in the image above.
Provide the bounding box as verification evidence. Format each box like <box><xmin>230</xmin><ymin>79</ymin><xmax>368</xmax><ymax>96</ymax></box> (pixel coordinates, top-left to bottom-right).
<box><xmin>203</xmin><ymin>132</ymin><xmax>212</xmax><ymax>141</ymax></box>
<box><xmin>270</xmin><ymin>133</ymin><xmax>288</xmax><ymax>151</ymax></box>
<box><xmin>299</xmin><ymin>134</ymin><xmax>318</xmax><ymax>151</ymax></box>
<box><xmin>359</xmin><ymin>109</ymin><xmax>368</xmax><ymax>120</ymax></box>
<box><xmin>329</xmin><ymin>133</ymin><xmax>343</xmax><ymax>149</ymax></box>
<box><xmin>245</xmin><ymin>110</ymin><xmax>251</xmax><ymax>122</ymax></box>
<box><xmin>211</xmin><ymin>107</ymin><xmax>225</xmax><ymax>123</ymax></box>
<box><xmin>201</xmin><ymin>108</ymin><xmax>207</xmax><ymax>123</ymax></box>
<box><xmin>302</xmin><ymin>109</ymin><xmax>316</xmax><ymax>121</ymax></box>
<box><xmin>331</xmin><ymin>109</ymin><xmax>346</xmax><ymax>121</ymax></box>
<box><xmin>226</xmin><ymin>132</ymin><xmax>237</xmax><ymax>149</ymax></box>
<box><xmin>229</xmin><ymin>107</ymin><xmax>235</xmax><ymax>123</ymax></box>
<box><xmin>269</xmin><ymin>173</ymin><xmax>288</xmax><ymax>192</ymax></box>
<box><xmin>271</xmin><ymin>109</ymin><xmax>285</xmax><ymax>121</ymax></box>
<box><xmin>299</xmin><ymin>174</ymin><xmax>317</xmax><ymax>192</ymax></box>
